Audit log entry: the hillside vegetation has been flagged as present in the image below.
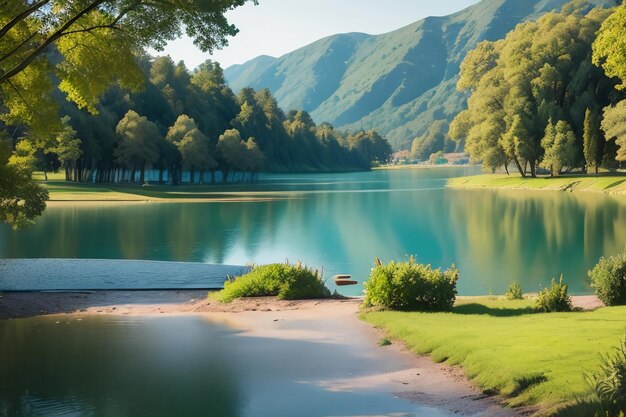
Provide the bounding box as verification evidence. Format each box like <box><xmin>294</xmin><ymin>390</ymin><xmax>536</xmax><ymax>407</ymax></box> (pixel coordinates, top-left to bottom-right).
<box><xmin>225</xmin><ymin>0</ymin><xmax>613</xmax><ymax>150</ymax></box>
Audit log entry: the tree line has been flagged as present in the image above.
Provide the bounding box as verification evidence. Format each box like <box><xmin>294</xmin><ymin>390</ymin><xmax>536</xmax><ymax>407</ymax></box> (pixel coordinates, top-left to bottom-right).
<box><xmin>8</xmin><ymin>57</ymin><xmax>392</xmax><ymax>185</ymax></box>
<box><xmin>448</xmin><ymin>2</ymin><xmax>626</xmax><ymax>177</ymax></box>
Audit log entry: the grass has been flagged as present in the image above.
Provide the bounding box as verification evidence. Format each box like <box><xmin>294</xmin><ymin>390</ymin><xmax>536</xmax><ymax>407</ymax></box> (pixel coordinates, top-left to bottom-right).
<box><xmin>448</xmin><ymin>173</ymin><xmax>626</xmax><ymax>195</ymax></box>
<box><xmin>362</xmin><ymin>297</ymin><xmax>626</xmax><ymax>415</ymax></box>
<box><xmin>33</xmin><ymin>173</ymin><xmax>289</xmax><ymax>202</ymax></box>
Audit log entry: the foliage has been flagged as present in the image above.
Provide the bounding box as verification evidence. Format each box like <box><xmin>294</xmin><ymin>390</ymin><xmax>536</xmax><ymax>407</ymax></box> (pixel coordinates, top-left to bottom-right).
<box><xmin>363</xmin><ymin>298</ymin><xmax>626</xmax><ymax>410</ymax></box>
<box><xmin>363</xmin><ymin>257</ymin><xmax>458</xmax><ymax>311</ymax></box>
<box><xmin>54</xmin><ymin>116</ymin><xmax>82</xmax><ymax>180</ymax></box>
<box><xmin>584</xmin><ymin>109</ymin><xmax>605</xmax><ymax>175</ymax></box>
<box><xmin>211</xmin><ymin>263</ymin><xmax>330</xmax><ymax>303</ymax></box>
<box><xmin>505</xmin><ymin>282</ymin><xmax>523</xmax><ymax>300</ymax></box>
<box><xmin>602</xmin><ymin>101</ymin><xmax>626</xmax><ymax>162</ymax></box>
<box><xmin>586</xmin><ymin>334</ymin><xmax>626</xmax><ymax>417</ymax></box>
<box><xmin>540</xmin><ymin>120</ymin><xmax>578</xmax><ymax>176</ymax></box>
<box><xmin>114</xmin><ymin>110</ymin><xmax>161</xmax><ymax>183</ymax></box>
<box><xmin>535</xmin><ymin>275</ymin><xmax>572</xmax><ymax>312</ymax></box>
<box><xmin>593</xmin><ymin>3</ymin><xmax>626</xmax><ymax>90</ymax></box>
<box><xmin>410</xmin><ymin>120</ymin><xmax>451</xmax><ymax>161</ymax></box>
<box><xmin>453</xmin><ymin>6</ymin><xmax>616</xmax><ymax>177</ymax></box>
<box><xmin>0</xmin><ymin>142</ymin><xmax>48</xmax><ymax>229</ymax></box>
<box><xmin>589</xmin><ymin>250</ymin><xmax>626</xmax><ymax>306</ymax></box>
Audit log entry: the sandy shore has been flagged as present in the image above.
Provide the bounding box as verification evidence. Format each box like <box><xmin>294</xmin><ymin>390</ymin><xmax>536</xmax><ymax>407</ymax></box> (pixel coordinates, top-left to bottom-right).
<box><xmin>0</xmin><ymin>291</ymin><xmax>604</xmax><ymax>416</ymax></box>
<box><xmin>0</xmin><ymin>291</ymin><xmax>552</xmax><ymax>416</ymax></box>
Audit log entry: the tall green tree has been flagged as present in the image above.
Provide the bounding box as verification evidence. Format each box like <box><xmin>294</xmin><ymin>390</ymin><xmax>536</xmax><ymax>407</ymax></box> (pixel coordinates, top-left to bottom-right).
<box><xmin>0</xmin><ymin>141</ymin><xmax>47</xmax><ymax>229</ymax></box>
<box><xmin>0</xmin><ymin>0</ymin><xmax>253</xmax><ymax>227</ymax></box>
<box><xmin>178</xmin><ymin>128</ymin><xmax>216</xmax><ymax>184</ymax></box>
<box><xmin>601</xmin><ymin>101</ymin><xmax>626</xmax><ymax>162</ymax></box>
<box><xmin>216</xmin><ymin>129</ymin><xmax>247</xmax><ymax>182</ymax></box>
<box><xmin>593</xmin><ymin>2</ymin><xmax>626</xmax><ymax>91</ymax></box>
<box><xmin>583</xmin><ymin>109</ymin><xmax>604</xmax><ymax>175</ymax></box>
<box><xmin>540</xmin><ymin>120</ymin><xmax>577</xmax><ymax>176</ymax></box>
<box><xmin>114</xmin><ymin>110</ymin><xmax>160</xmax><ymax>183</ymax></box>
<box><xmin>453</xmin><ymin>6</ymin><xmax>613</xmax><ymax>177</ymax></box>
<box><xmin>54</xmin><ymin>116</ymin><xmax>83</xmax><ymax>181</ymax></box>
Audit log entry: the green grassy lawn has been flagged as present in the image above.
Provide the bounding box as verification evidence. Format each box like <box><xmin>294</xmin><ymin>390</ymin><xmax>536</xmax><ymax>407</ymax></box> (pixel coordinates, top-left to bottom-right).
<box><xmin>448</xmin><ymin>173</ymin><xmax>626</xmax><ymax>194</ymax></box>
<box><xmin>34</xmin><ymin>172</ymin><xmax>285</xmax><ymax>202</ymax></box>
<box><xmin>363</xmin><ymin>297</ymin><xmax>626</xmax><ymax>415</ymax></box>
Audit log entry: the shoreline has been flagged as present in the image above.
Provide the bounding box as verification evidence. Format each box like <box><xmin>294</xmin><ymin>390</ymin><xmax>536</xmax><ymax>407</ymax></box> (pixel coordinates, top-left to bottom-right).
<box><xmin>0</xmin><ymin>290</ymin><xmax>603</xmax><ymax>319</ymax></box>
<box><xmin>0</xmin><ymin>291</ymin><xmax>522</xmax><ymax>416</ymax></box>
<box><xmin>448</xmin><ymin>174</ymin><xmax>626</xmax><ymax>195</ymax></box>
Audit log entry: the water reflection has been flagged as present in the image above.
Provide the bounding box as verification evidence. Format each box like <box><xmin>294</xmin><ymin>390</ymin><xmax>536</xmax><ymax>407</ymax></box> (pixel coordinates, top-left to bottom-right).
<box><xmin>0</xmin><ymin>317</ymin><xmax>243</xmax><ymax>417</ymax></box>
<box><xmin>1</xmin><ymin>168</ymin><xmax>625</xmax><ymax>295</ymax></box>
<box><xmin>0</xmin><ymin>315</ymin><xmax>449</xmax><ymax>417</ymax></box>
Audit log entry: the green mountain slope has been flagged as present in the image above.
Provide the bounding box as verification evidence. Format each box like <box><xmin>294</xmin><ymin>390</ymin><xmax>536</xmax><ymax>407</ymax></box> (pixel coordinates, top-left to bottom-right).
<box><xmin>224</xmin><ymin>0</ymin><xmax>613</xmax><ymax>150</ymax></box>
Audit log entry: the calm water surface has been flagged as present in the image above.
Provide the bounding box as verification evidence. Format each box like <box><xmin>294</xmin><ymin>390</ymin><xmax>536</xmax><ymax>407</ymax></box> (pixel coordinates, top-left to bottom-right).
<box><xmin>0</xmin><ymin>315</ymin><xmax>450</xmax><ymax>417</ymax></box>
<box><xmin>2</xmin><ymin>167</ymin><xmax>626</xmax><ymax>295</ymax></box>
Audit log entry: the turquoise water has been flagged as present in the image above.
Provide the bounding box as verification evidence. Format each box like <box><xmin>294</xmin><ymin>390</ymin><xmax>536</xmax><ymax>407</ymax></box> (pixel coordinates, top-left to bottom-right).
<box><xmin>2</xmin><ymin>167</ymin><xmax>626</xmax><ymax>295</ymax></box>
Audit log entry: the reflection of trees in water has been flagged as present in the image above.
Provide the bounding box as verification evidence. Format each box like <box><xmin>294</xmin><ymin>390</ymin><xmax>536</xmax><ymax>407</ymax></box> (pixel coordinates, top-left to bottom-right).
<box><xmin>447</xmin><ymin>190</ymin><xmax>626</xmax><ymax>293</ymax></box>
<box><xmin>0</xmin><ymin>203</ymin><xmax>280</xmax><ymax>263</ymax></box>
<box><xmin>0</xmin><ymin>317</ymin><xmax>243</xmax><ymax>417</ymax></box>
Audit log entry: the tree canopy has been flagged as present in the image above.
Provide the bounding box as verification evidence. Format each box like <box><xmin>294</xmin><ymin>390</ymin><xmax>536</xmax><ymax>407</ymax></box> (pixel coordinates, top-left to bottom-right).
<box><xmin>0</xmin><ymin>0</ymin><xmax>254</xmax><ymax>228</ymax></box>
<box><xmin>452</xmin><ymin>5</ymin><xmax>620</xmax><ymax>177</ymax></box>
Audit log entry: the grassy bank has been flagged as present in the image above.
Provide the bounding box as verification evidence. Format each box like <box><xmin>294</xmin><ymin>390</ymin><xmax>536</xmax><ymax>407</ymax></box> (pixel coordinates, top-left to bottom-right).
<box><xmin>363</xmin><ymin>297</ymin><xmax>626</xmax><ymax>415</ymax></box>
<box><xmin>448</xmin><ymin>174</ymin><xmax>626</xmax><ymax>195</ymax></box>
<box><xmin>37</xmin><ymin>179</ymin><xmax>289</xmax><ymax>202</ymax></box>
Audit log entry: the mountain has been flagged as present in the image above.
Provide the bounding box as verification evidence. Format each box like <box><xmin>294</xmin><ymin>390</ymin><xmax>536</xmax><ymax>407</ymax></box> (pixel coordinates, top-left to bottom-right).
<box><xmin>224</xmin><ymin>0</ymin><xmax>614</xmax><ymax>150</ymax></box>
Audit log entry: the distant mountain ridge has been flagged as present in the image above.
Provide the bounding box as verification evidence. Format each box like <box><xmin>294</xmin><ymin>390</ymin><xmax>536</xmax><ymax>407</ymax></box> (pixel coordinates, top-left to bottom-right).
<box><xmin>224</xmin><ymin>0</ymin><xmax>613</xmax><ymax>150</ymax></box>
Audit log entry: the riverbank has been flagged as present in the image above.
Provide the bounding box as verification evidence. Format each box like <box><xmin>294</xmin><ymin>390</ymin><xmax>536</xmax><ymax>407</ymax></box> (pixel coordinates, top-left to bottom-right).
<box><xmin>0</xmin><ymin>291</ymin><xmax>518</xmax><ymax>417</ymax></box>
<box><xmin>448</xmin><ymin>174</ymin><xmax>626</xmax><ymax>195</ymax></box>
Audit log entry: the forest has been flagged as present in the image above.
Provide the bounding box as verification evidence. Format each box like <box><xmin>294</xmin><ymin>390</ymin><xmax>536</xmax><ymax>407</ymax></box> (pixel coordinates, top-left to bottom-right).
<box><xmin>447</xmin><ymin>2</ymin><xmax>626</xmax><ymax>177</ymax></box>
<box><xmin>8</xmin><ymin>56</ymin><xmax>392</xmax><ymax>185</ymax></box>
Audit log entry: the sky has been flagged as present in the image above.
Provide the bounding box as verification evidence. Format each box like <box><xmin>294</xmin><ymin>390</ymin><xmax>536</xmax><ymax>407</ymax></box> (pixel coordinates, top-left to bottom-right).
<box><xmin>155</xmin><ymin>0</ymin><xmax>481</xmax><ymax>70</ymax></box>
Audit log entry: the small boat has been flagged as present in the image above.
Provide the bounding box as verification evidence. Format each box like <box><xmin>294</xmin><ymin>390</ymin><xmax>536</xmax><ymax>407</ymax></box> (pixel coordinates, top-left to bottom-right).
<box><xmin>333</xmin><ymin>274</ymin><xmax>358</xmax><ymax>286</ymax></box>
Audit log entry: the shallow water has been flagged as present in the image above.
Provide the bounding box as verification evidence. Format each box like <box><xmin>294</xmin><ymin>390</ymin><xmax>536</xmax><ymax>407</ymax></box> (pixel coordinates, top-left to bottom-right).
<box><xmin>2</xmin><ymin>167</ymin><xmax>626</xmax><ymax>295</ymax></box>
<box><xmin>0</xmin><ymin>315</ymin><xmax>452</xmax><ymax>417</ymax></box>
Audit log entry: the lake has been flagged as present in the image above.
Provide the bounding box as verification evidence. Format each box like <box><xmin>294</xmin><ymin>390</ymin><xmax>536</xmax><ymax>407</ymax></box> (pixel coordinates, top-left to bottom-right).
<box><xmin>2</xmin><ymin>167</ymin><xmax>626</xmax><ymax>295</ymax></box>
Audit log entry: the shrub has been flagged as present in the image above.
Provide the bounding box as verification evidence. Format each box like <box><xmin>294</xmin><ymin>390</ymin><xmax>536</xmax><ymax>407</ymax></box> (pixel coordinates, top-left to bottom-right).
<box><xmin>535</xmin><ymin>275</ymin><xmax>572</xmax><ymax>312</ymax></box>
<box><xmin>363</xmin><ymin>257</ymin><xmax>458</xmax><ymax>311</ymax></box>
<box><xmin>505</xmin><ymin>282</ymin><xmax>523</xmax><ymax>300</ymax></box>
<box><xmin>587</xmin><ymin>334</ymin><xmax>626</xmax><ymax>417</ymax></box>
<box><xmin>211</xmin><ymin>262</ymin><xmax>330</xmax><ymax>303</ymax></box>
<box><xmin>589</xmin><ymin>251</ymin><xmax>626</xmax><ymax>306</ymax></box>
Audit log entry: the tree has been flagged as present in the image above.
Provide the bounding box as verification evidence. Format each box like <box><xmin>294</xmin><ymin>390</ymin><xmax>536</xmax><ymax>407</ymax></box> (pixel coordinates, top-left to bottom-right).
<box><xmin>216</xmin><ymin>129</ymin><xmax>247</xmax><ymax>182</ymax></box>
<box><xmin>0</xmin><ymin>0</ymin><xmax>253</xmax><ymax>226</ymax></box>
<box><xmin>54</xmin><ymin>116</ymin><xmax>82</xmax><ymax>181</ymax></box>
<box><xmin>541</xmin><ymin>120</ymin><xmax>577</xmax><ymax>176</ymax></box>
<box><xmin>348</xmin><ymin>130</ymin><xmax>392</xmax><ymax>165</ymax></box>
<box><xmin>243</xmin><ymin>138</ymin><xmax>265</xmax><ymax>181</ymax></box>
<box><xmin>601</xmin><ymin>101</ymin><xmax>626</xmax><ymax>162</ymax></box>
<box><xmin>453</xmin><ymin>7</ymin><xmax>614</xmax><ymax>177</ymax></box>
<box><xmin>0</xmin><ymin>141</ymin><xmax>48</xmax><ymax>229</ymax></box>
<box><xmin>583</xmin><ymin>109</ymin><xmax>604</xmax><ymax>175</ymax></box>
<box><xmin>178</xmin><ymin>128</ymin><xmax>216</xmax><ymax>184</ymax></box>
<box><xmin>410</xmin><ymin>120</ymin><xmax>449</xmax><ymax>161</ymax></box>
<box><xmin>593</xmin><ymin>3</ymin><xmax>626</xmax><ymax>90</ymax></box>
<box><xmin>114</xmin><ymin>110</ymin><xmax>160</xmax><ymax>183</ymax></box>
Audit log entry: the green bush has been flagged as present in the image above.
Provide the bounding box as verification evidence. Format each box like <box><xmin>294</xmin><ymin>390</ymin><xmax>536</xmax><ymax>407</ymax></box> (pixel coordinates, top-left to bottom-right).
<box><xmin>587</xmin><ymin>334</ymin><xmax>626</xmax><ymax>417</ymax></box>
<box><xmin>211</xmin><ymin>262</ymin><xmax>330</xmax><ymax>303</ymax></box>
<box><xmin>363</xmin><ymin>257</ymin><xmax>458</xmax><ymax>311</ymax></box>
<box><xmin>589</xmin><ymin>251</ymin><xmax>626</xmax><ymax>306</ymax></box>
<box><xmin>505</xmin><ymin>282</ymin><xmax>523</xmax><ymax>300</ymax></box>
<box><xmin>535</xmin><ymin>275</ymin><xmax>572</xmax><ymax>312</ymax></box>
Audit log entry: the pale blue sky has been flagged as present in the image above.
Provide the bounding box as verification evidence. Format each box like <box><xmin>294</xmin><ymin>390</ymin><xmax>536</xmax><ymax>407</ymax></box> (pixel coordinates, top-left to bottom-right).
<box><xmin>157</xmin><ymin>0</ymin><xmax>480</xmax><ymax>70</ymax></box>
